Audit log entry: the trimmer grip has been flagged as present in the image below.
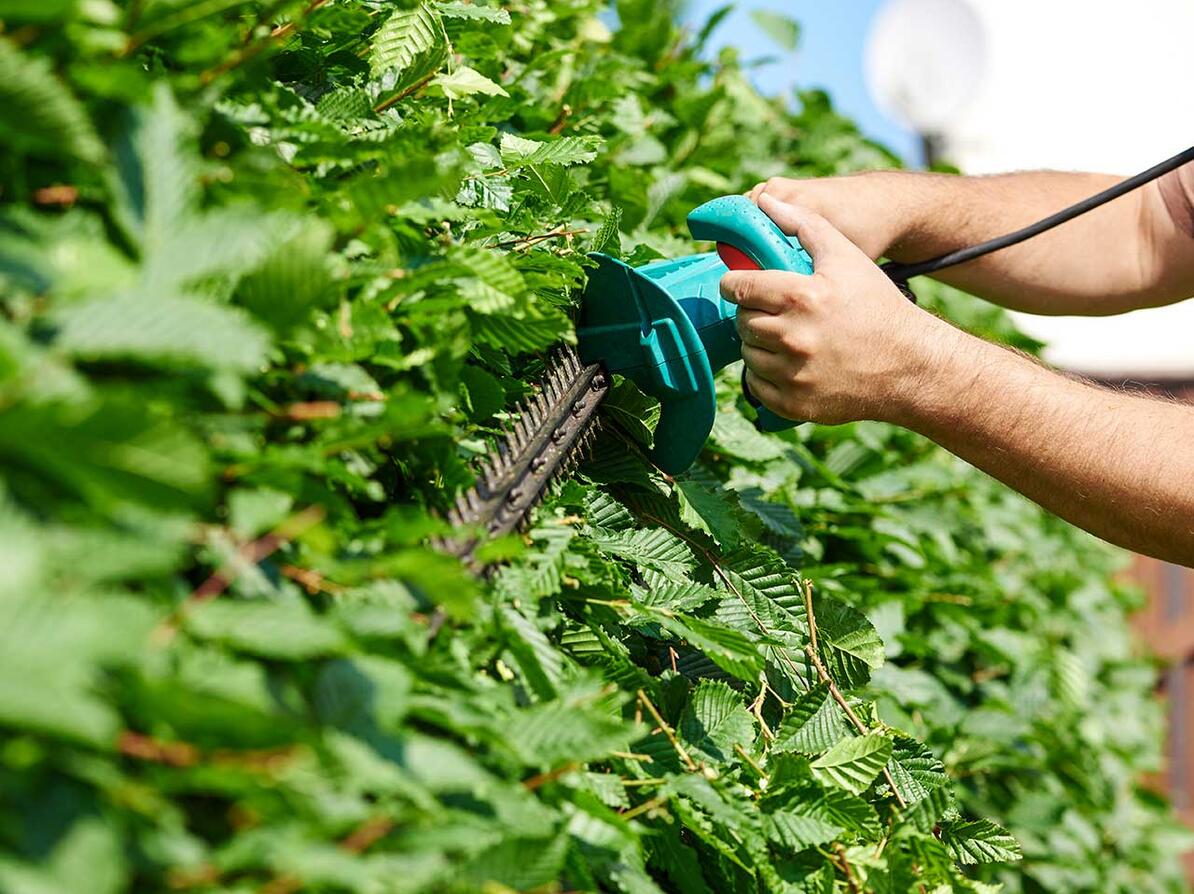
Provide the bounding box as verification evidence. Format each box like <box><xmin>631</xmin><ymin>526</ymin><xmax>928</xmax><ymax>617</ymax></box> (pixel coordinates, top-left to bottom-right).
<box><xmin>687</xmin><ymin>195</ymin><xmax>812</xmax><ymax>432</ymax></box>
<box><xmin>687</xmin><ymin>195</ymin><xmax>813</xmax><ymax>275</ymax></box>
<box><xmin>741</xmin><ymin>368</ymin><xmax>803</xmax><ymax>431</ymax></box>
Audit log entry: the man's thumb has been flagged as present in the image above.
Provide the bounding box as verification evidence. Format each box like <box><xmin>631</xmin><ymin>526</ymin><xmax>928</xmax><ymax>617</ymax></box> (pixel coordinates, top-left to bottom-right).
<box><xmin>756</xmin><ymin>192</ymin><xmax>856</xmax><ymax>266</ymax></box>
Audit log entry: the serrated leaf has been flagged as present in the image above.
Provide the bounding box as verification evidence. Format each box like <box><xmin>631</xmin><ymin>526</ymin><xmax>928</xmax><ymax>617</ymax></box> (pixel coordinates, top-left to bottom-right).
<box><xmin>772</xmin><ymin>683</ymin><xmax>851</xmax><ymax>754</ymax></box>
<box><xmin>939</xmin><ymin>820</ymin><xmax>1022</xmax><ymax>865</ymax></box>
<box><xmin>886</xmin><ymin>737</ymin><xmax>950</xmax><ymax>806</ymax></box>
<box><xmin>499</xmin><ymin>133</ymin><xmax>603</xmax><ymax>167</ymax></box>
<box><xmin>679</xmin><ymin>679</ymin><xmax>755</xmax><ymax>763</ymax></box>
<box><xmin>589</xmin><ymin>205</ymin><xmax>622</xmax><ymax>256</ymax></box>
<box><xmin>813</xmin><ymin>595</ymin><xmax>885</xmax><ymax>690</ymax></box>
<box><xmin>185</xmin><ymin>600</ymin><xmax>347</xmax><ymax>660</ymax></box>
<box><xmin>499</xmin><ymin>604</ymin><xmax>565</xmax><ymax>701</ymax></box>
<box><xmin>509</xmin><ymin>699</ymin><xmax>634</xmax><ymax>766</ymax></box>
<box><xmin>810</xmin><ymin>733</ymin><xmax>892</xmax><ymax>795</ymax></box>
<box><xmin>437</xmin><ymin>1</ymin><xmax>511</xmax><ymax>23</ymax></box>
<box><xmin>371</xmin><ymin>4</ymin><xmax>441</xmax><ymax>76</ymax></box>
<box><xmin>433</xmin><ymin>66</ymin><xmax>508</xmax><ymax>100</ymax></box>
<box><xmin>656</xmin><ymin>613</ymin><xmax>765</xmax><ymax>682</ymax></box>
<box><xmin>53</xmin><ymin>293</ymin><xmax>271</xmax><ymax>373</ymax></box>
<box><xmin>676</xmin><ymin>477</ymin><xmax>742</xmax><ymax>548</ymax></box>
<box><xmin>589</xmin><ymin>527</ymin><xmax>695</xmax><ymax>577</ymax></box>
<box><xmin>0</xmin><ymin>37</ymin><xmax>102</xmax><ymax>163</ymax></box>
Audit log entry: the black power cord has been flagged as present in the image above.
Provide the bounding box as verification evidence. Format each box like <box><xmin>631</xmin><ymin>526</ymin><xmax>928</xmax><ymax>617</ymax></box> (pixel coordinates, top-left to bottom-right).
<box><xmin>880</xmin><ymin>144</ymin><xmax>1194</xmax><ymax>288</ymax></box>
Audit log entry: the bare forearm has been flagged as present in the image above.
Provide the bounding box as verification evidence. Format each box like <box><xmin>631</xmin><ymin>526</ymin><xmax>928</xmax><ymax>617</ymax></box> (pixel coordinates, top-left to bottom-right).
<box><xmin>899</xmin><ymin>319</ymin><xmax>1194</xmax><ymax>564</ymax></box>
<box><xmin>765</xmin><ymin>166</ymin><xmax>1194</xmax><ymax>315</ymax></box>
<box><xmin>875</xmin><ymin>169</ymin><xmax>1168</xmax><ymax>314</ymax></box>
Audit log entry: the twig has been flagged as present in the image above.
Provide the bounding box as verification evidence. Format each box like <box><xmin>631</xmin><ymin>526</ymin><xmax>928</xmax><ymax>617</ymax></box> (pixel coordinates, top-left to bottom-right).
<box><xmin>748</xmin><ymin>677</ymin><xmax>776</xmax><ymax>741</ymax></box>
<box><xmin>804</xmin><ymin>633</ymin><xmax>907</xmax><ymax>809</ymax></box>
<box><xmin>199</xmin><ymin>0</ymin><xmax>329</xmax><ymax>83</ymax></box>
<box><xmin>620</xmin><ymin>794</ymin><xmax>668</xmax><ymax>821</ymax></box>
<box><xmin>522</xmin><ymin>762</ymin><xmax>579</xmax><ymax>791</ymax></box>
<box><xmin>340</xmin><ymin>816</ymin><xmax>394</xmax><ymax>853</ymax></box>
<box><xmin>610</xmin><ymin>750</ymin><xmax>653</xmax><ymax>762</ymax></box>
<box><xmin>494</xmin><ymin>226</ymin><xmax>587</xmax><ymax>250</ymax></box>
<box><xmin>834</xmin><ymin>843</ymin><xmax>861</xmax><ymax>894</ymax></box>
<box><xmin>152</xmin><ymin>505</ymin><xmax>326</xmax><ymax>644</ymax></box>
<box><xmin>636</xmin><ymin>689</ymin><xmax>697</xmax><ymax>772</ymax></box>
<box><xmin>280</xmin><ymin>564</ymin><xmax>344</xmax><ymax>595</ymax></box>
<box><xmin>373</xmin><ymin>71</ymin><xmax>438</xmax><ymax>113</ymax></box>
<box><xmin>734</xmin><ymin>743</ymin><xmax>767</xmax><ymax>781</ymax></box>
<box><xmin>803</xmin><ymin>579</ymin><xmax>818</xmax><ymax>654</ymax></box>
<box><xmin>189</xmin><ymin>505</ymin><xmax>326</xmax><ymax>605</ymax></box>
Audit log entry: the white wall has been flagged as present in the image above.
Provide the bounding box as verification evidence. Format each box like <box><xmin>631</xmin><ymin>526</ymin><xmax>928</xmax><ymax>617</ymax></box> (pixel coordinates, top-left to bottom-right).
<box><xmin>931</xmin><ymin>0</ymin><xmax>1194</xmax><ymax>377</ymax></box>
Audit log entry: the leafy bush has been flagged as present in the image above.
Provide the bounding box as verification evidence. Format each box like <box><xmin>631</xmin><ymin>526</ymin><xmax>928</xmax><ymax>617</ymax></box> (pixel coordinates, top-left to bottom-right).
<box><xmin>0</xmin><ymin>0</ymin><xmax>1188</xmax><ymax>892</ymax></box>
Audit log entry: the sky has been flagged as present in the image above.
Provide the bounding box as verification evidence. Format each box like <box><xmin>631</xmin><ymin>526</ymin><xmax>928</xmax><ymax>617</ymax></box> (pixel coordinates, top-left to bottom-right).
<box><xmin>681</xmin><ymin>0</ymin><xmax>921</xmax><ymax>165</ymax></box>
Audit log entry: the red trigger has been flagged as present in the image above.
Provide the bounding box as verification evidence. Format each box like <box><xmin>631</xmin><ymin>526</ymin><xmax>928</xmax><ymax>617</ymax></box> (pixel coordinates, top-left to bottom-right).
<box><xmin>717</xmin><ymin>243</ymin><xmax>760</xmax><ymax>271</ymax></box>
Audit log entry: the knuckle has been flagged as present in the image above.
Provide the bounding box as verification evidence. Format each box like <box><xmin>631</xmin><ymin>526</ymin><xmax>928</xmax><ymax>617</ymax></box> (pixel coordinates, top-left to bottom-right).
<box><xmin>779</xmin><ymin>330</ymin><xmax>805</xmax><ymax>355</ymax></box>
<box><xmin>780</xmin><ymin>287</ymin><xmax>803</xmax><ymax>310</ymax></box>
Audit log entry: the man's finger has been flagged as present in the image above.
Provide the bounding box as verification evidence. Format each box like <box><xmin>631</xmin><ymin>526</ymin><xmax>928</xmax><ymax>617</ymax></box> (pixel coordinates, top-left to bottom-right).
<box><xmin>756</xmin><ymin>192</ymin><xmax>858</xmax><ymax>266</ymax></box>
<box><xmin>737</xmin><ymin>308</ymin><xmax>785</xmax><ymax>350</ymax></box>
<box><xmin>744</xmin><ymin>368</ymin><xmax>786</xmax><ymax>412</ymax></box>
<box><xmin>742</xmin><ymin>344</ymin><xmax>795</xmax><ymax>380</ymax></box>
<box><xmin>720</xmin><ymin>269</ymin><xmax>807</xmax><ymax>313</ymax></box>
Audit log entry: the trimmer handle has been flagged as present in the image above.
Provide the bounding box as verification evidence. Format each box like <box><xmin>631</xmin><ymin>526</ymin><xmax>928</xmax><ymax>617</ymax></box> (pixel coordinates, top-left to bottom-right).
<box><xmin>686</xmin><ymin>195</ymin><xmax>813</xmax><ymax>432</ymax></box>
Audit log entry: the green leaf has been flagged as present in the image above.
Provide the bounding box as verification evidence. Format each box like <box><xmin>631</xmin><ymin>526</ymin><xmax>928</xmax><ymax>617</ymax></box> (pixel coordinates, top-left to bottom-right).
<box><xmin>939</xmin><ymin>820</ymin><xmax>1022</xmax><ymax>865</ymax></box>
<box><xmin>813</xmin><ymin>596</ymin><xmax>885</xmax><ymax>690</ymax></box>
<box><xmin>499</xmin><ymin>133</ymin><xmax>604</xmax><ymax>167</ymax></box>
<box><xmin>437</xmin><ymin>1</ymin><xmax>511</xmax><ymax>23</ymax></box>
<box><xmin>676</xmin><ymin>476</ymin><xmax>742</xmax><ymax>548</ymax></box>
<box><xmin>0</xmin><ymin>37</ymin><xmax>102</xmax><ymax>163</ymax></box>
<box><xmin>53</xmin><ymin>293</ymin><xmax>271</xmax><ymax>373</ymax></box>
<box><xmin>679</xmin><ymin>679</ymin><xmax>755</xmax><ymax>763</ymax></box>
<box><xmin>601</xmin><ymin>376</ymin><xmax>660</xmax><ymax>448</ymax></box>
<box><xmin>810</xmin><ymin>733</ymin><xmax>893</xmax><ymax>795</ymax></box>
<box><xmin>432</xmin><ymin>66</ymin><xmax>508</xmax><ymax>100</ymax></box>
<box><xmin>371</xmin><ymin>4</ymin><xmax>442</xmax><ymax>76</ymax></box>
<box><xmin>750</xmin><ymin>9</ymin><xmax>801</xmax><ymax>51</ymax></box>
<box><xmin>588</xmin><ymin>527</ymin><xmax>696</xmax><ymax>577</ymax></box>
<box><xmin>509</xmin><ymin>697</ymin><xmax>634</xmax><ymax>766</ymax></box>
<box><xmin>236</xmin><ymin>220</ymin><xmax>337</xmax><ymax>331</ymax></box>
<box><xmin>656</xmin><ymin>613</ymin><xmax>765</xmax><ymax>682</ymax></box>
<box><xmin>772</xmin><ymin>683</ymin><xmax>851</xmax><ymax>754</ymax></box>
<box><xmin>185</xmin><ymin>600</ymin><xmax>347</xmax><ymax>660</ymax></box>
<box><xmin>499</xmin><ymin>604</ymin><xmax>566</xmax><ymax>701</ymax></box>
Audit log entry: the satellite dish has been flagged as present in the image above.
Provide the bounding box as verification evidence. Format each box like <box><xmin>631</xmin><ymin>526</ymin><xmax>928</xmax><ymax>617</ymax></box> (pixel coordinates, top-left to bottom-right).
<box><xmin>864</xmin><ymin>0</ymin><xmax>987</xmax><ymax>135</ymax></box>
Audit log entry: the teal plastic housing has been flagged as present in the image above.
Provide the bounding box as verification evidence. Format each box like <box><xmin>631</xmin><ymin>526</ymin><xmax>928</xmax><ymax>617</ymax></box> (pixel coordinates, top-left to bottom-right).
<box><xmin>577</xmin><ymin>195</ymin><xmax>814</xmax><ymax>474</ymax></box>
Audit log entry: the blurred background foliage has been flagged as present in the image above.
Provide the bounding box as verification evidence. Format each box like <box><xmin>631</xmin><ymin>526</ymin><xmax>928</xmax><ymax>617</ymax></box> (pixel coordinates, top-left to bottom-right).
<box><xmin>0</xmin><ymin>0</ymin><xmax>1188</xmax><ymax>891</ymax></box>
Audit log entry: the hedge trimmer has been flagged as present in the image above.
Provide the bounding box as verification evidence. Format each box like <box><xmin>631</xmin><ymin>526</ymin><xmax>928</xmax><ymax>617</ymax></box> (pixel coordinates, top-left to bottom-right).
<box><xmin>442</xmin><ymin>145</ymin><xmax>1194</xmax><ymax>564</ymax></box>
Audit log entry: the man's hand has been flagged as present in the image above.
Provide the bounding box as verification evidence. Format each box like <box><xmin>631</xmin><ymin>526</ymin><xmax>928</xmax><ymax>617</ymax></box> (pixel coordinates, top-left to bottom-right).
<box><xmin>748</xmin><ymin>174</ymin><xmax>904</xmax><ymax>260</ymax></box>
<box><xmin>720</xmin><ymin>193</ymin><xmax>954</xmax><ymax>425</ymax></box>
<box><xmin>752</xmin><ymin>164</ymin><xmax>1194</xmax><ymax>316</ymax></box>
<box><xmin>722</xmin><ymin>194</ymin><xmax>1194</xmax><ymax>566</ymax></box>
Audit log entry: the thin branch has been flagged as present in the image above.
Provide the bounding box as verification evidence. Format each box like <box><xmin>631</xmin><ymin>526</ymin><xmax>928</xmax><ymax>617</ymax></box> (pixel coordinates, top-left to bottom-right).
<box><xmin>610</xmin><ymin>750</ymin><xmax>654</xmax><ymax>763</ymax></box>
<box><xmin>734</xmin><ymin>743</ymin><xmax>767</xmax><ymax>781</ymax></box>
<box><xmin>803</xmin><ymin>579</ymin><xmax>819</xmax><ymax>654</ymax></box>
<box><xmin>373</xmin><ymin>71</ymin><xmax>438</xmax><ymax>113</ymax></box>
<box><xmin>522</xmin><ymin>762</ymin><xmax>579</xmax><ymax>791</ymax></box>
<box><xmin>834</xmin><ymin>843</ymin><xmax>862</xmax><ymax>894</ymax></box>
<box><xmin>494</xmin><ymin>226</ymin><xmax>587</xmax><ymax>250</ymax></box>
<box><xmin>620</xmin><ymin>794</ymin><xmax>668</xmax><ymax>821</ymax></box>
<box><xmin>804</xmin><ymin>638</ymin><xmax>907</xmax><ymax>810</ymax></box>
<box><xmin>199</xmin><ymin>0</ymin><xmax>328</xmax><ymax>83</ymax></box>
<box><xmin>636</xmin><ymin>689</ymin><xmax>697</xmax><ymax>772</ymax></box>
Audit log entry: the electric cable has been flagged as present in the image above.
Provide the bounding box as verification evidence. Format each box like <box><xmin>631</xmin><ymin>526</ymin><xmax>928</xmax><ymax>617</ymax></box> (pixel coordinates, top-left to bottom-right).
<box><xmin>880</xmin><ymin>144</ymin><xmax>1194</xmax><ymax>284</ymax></box>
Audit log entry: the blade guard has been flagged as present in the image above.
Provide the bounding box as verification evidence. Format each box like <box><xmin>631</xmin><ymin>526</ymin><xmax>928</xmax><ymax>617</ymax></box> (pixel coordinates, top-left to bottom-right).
<box><xmin>577</xmin><ymin>195</ymin><xmax>813</xmax><ymax>474</ymax></box>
